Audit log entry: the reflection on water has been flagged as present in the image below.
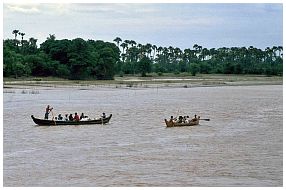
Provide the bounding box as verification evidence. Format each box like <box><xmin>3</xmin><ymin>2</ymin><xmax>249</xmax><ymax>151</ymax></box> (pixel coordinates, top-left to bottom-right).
<box><xmin>3</xmin><ymin>85</ymin><xmax>282</xmax><ymax>186</ymax></box>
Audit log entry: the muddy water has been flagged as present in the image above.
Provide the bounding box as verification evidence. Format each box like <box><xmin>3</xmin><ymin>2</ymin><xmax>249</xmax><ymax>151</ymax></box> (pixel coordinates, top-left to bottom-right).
<box><xmin>3</xmin><ymin>85</ymin><xmax>282</xmax><ymax>186</ymax></box>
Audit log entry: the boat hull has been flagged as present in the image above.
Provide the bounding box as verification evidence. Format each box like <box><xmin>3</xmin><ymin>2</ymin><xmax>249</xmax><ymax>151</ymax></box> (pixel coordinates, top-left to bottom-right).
<box><xmin>31</xmin><ymin>114</ymin><xmax>112</xmax><ymax>126</ymax></box>
<box><xmin>164</xmin><ymin>119</ymin><xmax>199</xmax><ymax>127</ymax></box>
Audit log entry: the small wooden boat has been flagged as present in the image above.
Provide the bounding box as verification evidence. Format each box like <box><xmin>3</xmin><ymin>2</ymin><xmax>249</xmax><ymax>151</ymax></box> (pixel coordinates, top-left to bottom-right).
<box><xmin>164</xmin><ymin>119</ymin><xmax>199</xmax><ymax>127</ymax></box>
<box><xmin>31</xmin><ymin>114</ymin><xmax>112</xmax><ymax>126</ymax></box>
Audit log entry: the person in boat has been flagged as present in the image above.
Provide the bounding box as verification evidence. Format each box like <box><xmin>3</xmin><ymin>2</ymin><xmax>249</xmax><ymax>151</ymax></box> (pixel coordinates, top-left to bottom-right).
<box><xmin>191</xmin><ymin>114</ymin><xmax>198</xmax><ymax>122</ymax></box>
<box><xmin>169</xmin><ymin>116</ymin><xmax>174</xmax><ymax>122</ymax></box>
<box><xmin>185</xmin><ymin>116</ymin><xmax>191</xmax><ymax>123</ymax></box>
<box><xmin>173</xmin><ymin>117</ymin><xmax>177</xmax><ymax>122</ymax></box>
<box><xmin>80</xmin><ymin>116</ymin><xmax>89</xmax><ymax>121</ymax></box>
<box><xmin>58</xmin><ymin>114</ymin><xmax>63</xmax><ymax>120</ymax></box>
<box><xmin>80</xmin><ymin>113</ymin><xmax>85</xmax><ymax>120</ymax></box>
<box><xmin>102</xmin><ymin>112</ymin><xmax>106</xmax><ymax>119</ymax></box>
<box><xmin>185</xmin><ymin>116</ymin><xmax>190</xmax><ymax>123</ymax></box>
<box><xmin>74</xmin><ymin>112</ymin><xmax>80</xmax><ymax>121</ymax></box>
<box><xmin>44</xmin><ymin>105</ymin><xmax>53</xmax><ymax>119</ymax></box>
<box><xmin>69</xmin><ymin>114</ymin><xmax>73</xmax><ymax>121</ymax></box>
<box><xmin>178</xmin><ymin>116</ymin><xmax>183</xmax><ymax>123</ymax></box>
<box><xmin>64</xmin><ymin>114</ymin><xmax>69</xmax><ymax>121</ymax></box>
<box><xmin>183</xmin><ymin>116</ymin><xmax>187</xmax><ymax>123</ymax></box>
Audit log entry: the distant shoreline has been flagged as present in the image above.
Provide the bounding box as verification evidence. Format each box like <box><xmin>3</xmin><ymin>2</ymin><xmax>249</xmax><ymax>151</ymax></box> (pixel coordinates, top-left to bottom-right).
<box><xmin>3</xmin><ymin>74</ymin><xmax>283</xmax><ymax>89</ymax></box>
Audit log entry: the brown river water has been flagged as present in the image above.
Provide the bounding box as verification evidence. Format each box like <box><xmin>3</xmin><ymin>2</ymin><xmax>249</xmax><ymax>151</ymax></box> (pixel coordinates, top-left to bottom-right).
<box><xmin>3</xmin><ymin>85</ymin><xmax>282</xmax><ymax>186</ymax></box>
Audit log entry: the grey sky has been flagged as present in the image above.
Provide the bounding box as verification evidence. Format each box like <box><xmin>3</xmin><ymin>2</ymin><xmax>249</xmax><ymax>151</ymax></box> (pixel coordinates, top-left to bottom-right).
<box><xmin>3</xmin><ymin>3</ymin><xmax>283</xmax><ymax>50</ymax></box>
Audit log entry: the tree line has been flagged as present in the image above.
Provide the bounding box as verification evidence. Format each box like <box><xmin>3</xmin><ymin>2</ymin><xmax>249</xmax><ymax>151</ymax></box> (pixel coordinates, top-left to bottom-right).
<box><xmin>3</xmin><ymin>31</ymin><xmax>283</xmax><ymax>80</ymax></box>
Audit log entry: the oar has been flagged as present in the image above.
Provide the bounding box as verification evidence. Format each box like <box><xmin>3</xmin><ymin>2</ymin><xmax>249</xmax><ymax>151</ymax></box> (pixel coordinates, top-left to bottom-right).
<box><xmin>199</xmin><ymin>118</ymin><xmax>210</xmax><ymax>121</ymax></box>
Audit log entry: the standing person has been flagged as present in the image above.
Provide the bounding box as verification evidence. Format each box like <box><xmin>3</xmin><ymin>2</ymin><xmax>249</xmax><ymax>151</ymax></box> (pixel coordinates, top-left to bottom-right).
<box><xmin>102</xmin><ymin>112</ymin><xmax>106</xmax><ymax>119</ymax></box>
<box><xmin>44</xmin><ymin>105</ymin><xmax>53</xmax><ymax>119</ymax></box>
<box><xmin>74</xmin><ymin>112</ymin><xmax>80</xmax><ymax>121</ymax></box>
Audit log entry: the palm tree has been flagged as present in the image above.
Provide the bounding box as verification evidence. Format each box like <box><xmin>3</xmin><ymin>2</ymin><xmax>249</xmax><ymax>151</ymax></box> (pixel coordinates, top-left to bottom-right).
<box><xmin>152</xmin><ymin>44</ymin><xmax>157</xmax><ymax>61</ymax></box>
<box><xmin>201</xmin><ymin>48</ymin><xmax>209</xmax><ymax>61</ymax></box>
<box><xmin>168</xmin><ymin>46</ymin><xmax>174</xmax><ymax>63</ymax></box>
<box><xmin>137</xmin><ymin>43</ymin><xmax>144</xmax><ymax>57</ymax></box>
<box><xmin>126</xmin><ymin>46</ymin><xmax>139</xmax><ymax>75</ymax></box>
<box><xmin>137</xmin><ymin>43</ymin><xmax>142</xmax><ymax>49</ymax></box>
<box><xmin>128</xmin><ymin>46</ymin><xmax>139</xmax><ymax>62</ymax></box>
<box><xmin>145</xmin><ymin>43</ymin><xmax>152</xmax><ymax>58</ymax></box>
<box><xmin>209</xmin><ymin>48</ymin><xmax>216</xmax><ymax>59</ymax></box>
<box><xmin>124</xmin><ymin>40</ymin><xmax>131</xmax><ymax>51</ymax></box>
<box><xmin>193</xmin><ymin>44</ymin><xmax>199</xmax><ymax>50</ymax></box>
<box><xmin>265</xmin><ymin>47</ymin><xmax>273</xmax><ymax>62</ymax></box>
<box><xmin>19</xmin><ymin>32</ymin><xmax>25</xmax><ymax>41</ymax></box>
<box><xmin>29</xmin><ymin>37</ymin><xmax>37</xmax><ymax>46</ymax></box>
<box><xmin>277</xmin><ymin>46</ymin><xmax>283</xmax><ymax>57</ymax></box>
<box><xmin>183</xmin><ymin>48</ymin><xmax>197</xmax><ymax>68</ymax></box>
<box><xmin>121</xmin><ymin>53</ymin><xmax>127</xmax><ymax>63</ymax></box>
<box><xmin>157</xmin><ymin>46</ymin><xmax>163</xmax><ymax>55</ymax></box>
<box><xmin>120</xmin><ymin>42</ymin><xmax>128</xmax><ymax>54</ymax></box>
<box><xmin>47</xmin><ymin>34</ymin><xmax>56</xmax><ymax>40</ymax></box>
<box><xmin>174</xmin><ymin>47</ymin><xmax>182</xmax><ymax>60</ymax></box>
<box><xmin>130</xmin><ymin>40</ymin><xmax>137</xmax><ymax>47</ymax></box>
<box><xmin>272</xmin><ymin>46</ymin><xmax>278</xmax><ymax>58</ymax></box>
<box><xmin>113</xmin><ymin>37</ymin><xmax>122</xmax><ymax>47</ymax></box>
<box><xmin>194</xmin><ymin>44</ymin><xmax>203</xmax><ymax>60</ymax></box>
<box><xmin>162</xmin><ymin>47</ymin><xmax>169</xmax><ymax>66</ymax></box>
<box><xmin>12</xmin><ymin>30</ymin><xmax>19</xmax><ymax>40</ymax></box>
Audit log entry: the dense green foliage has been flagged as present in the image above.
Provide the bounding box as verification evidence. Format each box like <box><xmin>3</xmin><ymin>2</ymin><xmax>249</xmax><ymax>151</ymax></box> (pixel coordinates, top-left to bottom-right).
<box><xmin>3</xmin><ymin>31</ymin><xmax>283</xmax><ymax>79</ymax></box>
<box><xmin>4</xmin><ymin>33</ymin><xmax>120</xmax><ymax>80</ymax></box>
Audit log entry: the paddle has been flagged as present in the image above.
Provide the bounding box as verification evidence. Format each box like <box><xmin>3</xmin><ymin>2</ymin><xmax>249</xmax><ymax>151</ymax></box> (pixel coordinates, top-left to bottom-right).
<box><xmin>199</xmin><ymin>118</ymin><xmax>210</xmax><ymax>121</ymax></box>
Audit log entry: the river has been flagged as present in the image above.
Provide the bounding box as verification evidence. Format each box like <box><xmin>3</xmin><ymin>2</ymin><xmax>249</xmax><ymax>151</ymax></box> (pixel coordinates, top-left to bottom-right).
<box><xmin>3</xmin><ymin>85</ymin><xmax>283</xmax><ymax>186</ymax></box>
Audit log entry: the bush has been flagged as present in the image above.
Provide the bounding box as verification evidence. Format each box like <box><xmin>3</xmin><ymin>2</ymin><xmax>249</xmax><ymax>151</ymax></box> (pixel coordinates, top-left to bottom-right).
<box><xmin>157</xmin><ymin>72</ymin><xmax>163</xmax><ymax>76</ymax></box>
<box><xmin>174</xmin><ymin>71</ymin><xmax>180</xmax><ymax>75</ymax></box>
<box><xmin>190</xmin><ymin>63</ymin><xmax>199</xmax><ymax>76</ymax></box>
<box><xmin>56</xmin><ymin>64</ymin><xmax>70</xmax><ymax>78</ymax></box>
<box><xmin>14</xmin><ymin>62</ymin><xmax>31</xmax><ymax>77</ymax></box>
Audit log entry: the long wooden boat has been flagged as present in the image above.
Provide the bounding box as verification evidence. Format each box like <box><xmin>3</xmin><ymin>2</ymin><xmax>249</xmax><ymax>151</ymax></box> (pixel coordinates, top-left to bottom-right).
<box><xmin>31</xmin><ymin>114</ymin><xmax>112</xmax><ymax>126</ymax></box>
<box><xmin>164</xmin><ymin>119</ymin><xmax>199</xmax><ymax>127</ymax></box>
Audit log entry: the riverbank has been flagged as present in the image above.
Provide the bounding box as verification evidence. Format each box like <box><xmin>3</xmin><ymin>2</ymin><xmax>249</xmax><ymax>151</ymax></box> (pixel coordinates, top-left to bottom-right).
<box><xmin>3</xmin><ymin>74</ymin><xmax>283</xmax><ymax>89</ymax></box>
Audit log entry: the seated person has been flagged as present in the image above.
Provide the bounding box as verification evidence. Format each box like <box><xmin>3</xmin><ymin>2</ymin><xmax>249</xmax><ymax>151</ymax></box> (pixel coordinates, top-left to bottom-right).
<box><xmin>185</xmin><ymin>116</ymin><xmax>190</xmax><ymax>123</ymax></box>
<box><xmin>69</xmin><ymin>114</ymin><xmax>73</xmax><ymax>121</ymax></box>
<box><xmin>80</xmin><ymin>116</ymin><xmax>89</xmax><ymax>121</ymax></box>
<box><xmin>74</xmin><ymin>112</ymin><xmax>80</xmax><ymax>121</ymax></box>
<box><xmin>64</xmin><ymin>114</ymin><xmax>69</xmax><ymax>121</ymax></box>
<box><xmin>58</xmin><ymin>114</ymin><xmax>63</xmax><ymax>120</ymax></box>
<box><xmin>169</xmin><ymin>116</ymin><xmax>174</xmax><ymax>122</ymax></box>
<box><xmin>178</xmin><ymin>116</ymin><xmax>183</xmax><ymax>123</ymax></box>
<box><xmin>191</xmin><ymin>114</ymin><xmax>198</xmax><ymax>122</ymax></box>
<box><xmin>183</xmin><ymin>116</ymin><xmax>187</xmax><ymax>123</ymax></box>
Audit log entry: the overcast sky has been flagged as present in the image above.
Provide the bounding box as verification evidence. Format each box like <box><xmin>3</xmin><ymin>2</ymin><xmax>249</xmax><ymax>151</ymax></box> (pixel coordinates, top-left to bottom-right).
<box><xmin>3</xmin><ymin>3</ymin><xmax>283</xmax><ymax>50</ymax></box>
